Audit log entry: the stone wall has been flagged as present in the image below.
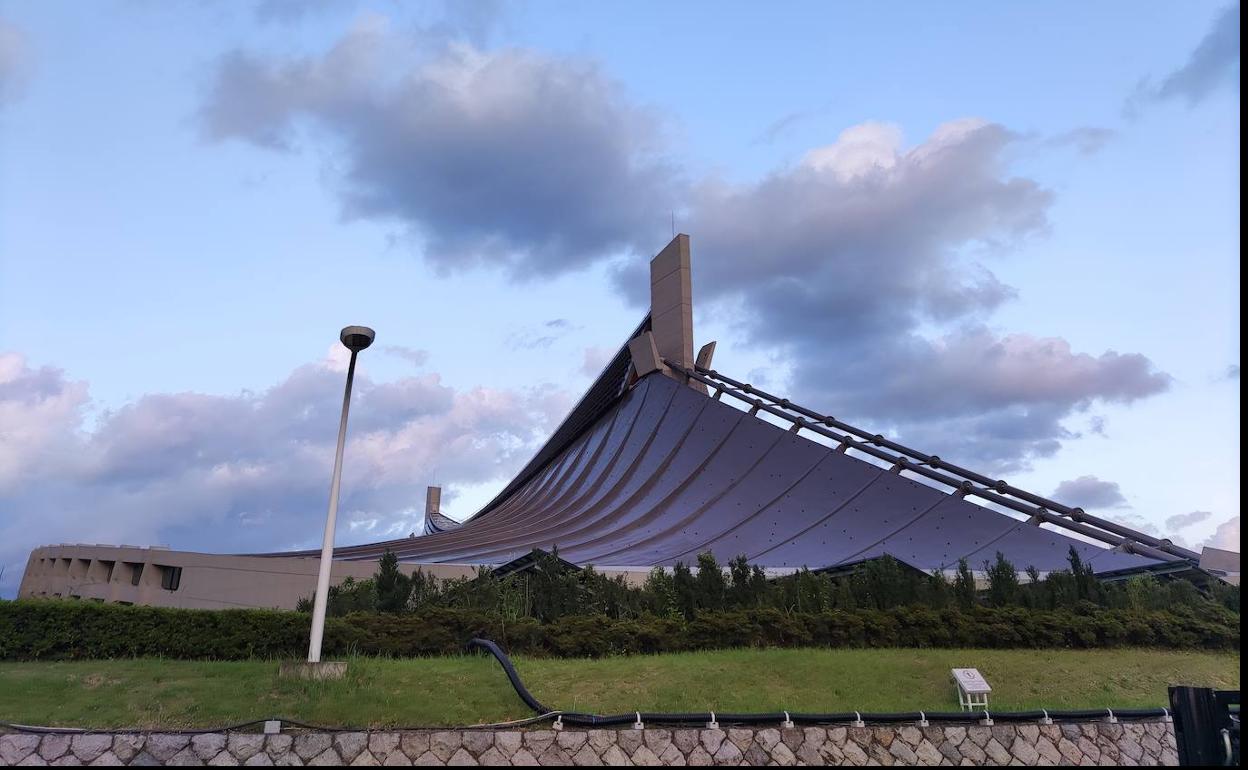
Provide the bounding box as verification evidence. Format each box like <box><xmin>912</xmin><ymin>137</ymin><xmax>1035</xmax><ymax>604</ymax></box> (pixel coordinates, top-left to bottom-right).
<box><xmin>0</xmin><ymin>720</ymin><xmax>1178</xmax><ymax>766</ymax></box>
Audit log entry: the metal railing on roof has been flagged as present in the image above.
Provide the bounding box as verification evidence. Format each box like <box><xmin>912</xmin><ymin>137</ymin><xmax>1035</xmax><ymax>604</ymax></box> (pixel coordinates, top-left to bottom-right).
<box><xmin>665</xmin><ymin>360</ymin><xmax>1200</xmax><ymax>566</ymax></box>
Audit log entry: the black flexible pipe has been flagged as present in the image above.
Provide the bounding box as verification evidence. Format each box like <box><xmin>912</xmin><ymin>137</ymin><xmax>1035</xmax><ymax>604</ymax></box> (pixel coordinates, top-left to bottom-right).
<box><xmin>0</xmin><ymin>645</ymin><xmax>1171</xmax><ymax>735</ymax></box>
<box><xmin>468</xmin><ymin>638</ymin><xmax>1172</xmax><ymax>727</ymax></box>
<box><xmin>466</xmin><ymin>638</ymin><xmax>552</xmax><ymax>714</ymax></box>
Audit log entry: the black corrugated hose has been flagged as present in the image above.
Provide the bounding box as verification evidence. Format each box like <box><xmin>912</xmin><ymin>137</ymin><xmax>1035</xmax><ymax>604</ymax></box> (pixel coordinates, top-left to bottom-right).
<box><xmin>466</xmin><ymin>637</ymin><xmax>1173</xmax><ymax>728</ymax></box>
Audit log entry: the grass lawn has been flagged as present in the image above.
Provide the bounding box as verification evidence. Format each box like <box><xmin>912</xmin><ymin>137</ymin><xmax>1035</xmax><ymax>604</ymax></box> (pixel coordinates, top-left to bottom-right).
<box><xmin>0</xmin><ymin>648</ymin><xmax>1238</xmax><ymax>730</ymax></box>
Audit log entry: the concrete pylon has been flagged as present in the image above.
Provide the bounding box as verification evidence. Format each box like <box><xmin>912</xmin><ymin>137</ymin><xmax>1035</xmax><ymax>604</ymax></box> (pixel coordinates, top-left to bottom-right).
<box><xmin>649</xmin><ymin>234</ymin><xmax>695</xmax><ymax>385</ymax></box>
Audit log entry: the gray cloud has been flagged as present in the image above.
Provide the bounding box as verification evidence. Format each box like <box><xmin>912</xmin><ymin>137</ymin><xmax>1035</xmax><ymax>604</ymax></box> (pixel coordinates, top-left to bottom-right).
<box><xmin>0</xmin><ymin>18</ymin><xmax>29</xmax><ymax>106</ymax></box>
<box><xmin>200</xmin><ymin>21</ymin><xmax>676</xmax><ymax>278</ymax></box>
<box><xmin>1131</xmin><ymin>3</ymin><xmax>1240</xmax><ymax>110</ymax></box>
<box><xmin>510</xmin><ymin>334</ymin><xmax>557</xmax><ymax>350</ymax></box>
<box><xmin>1044</xmin><ymin>127</ymin><xmax>1117</xmax><ymax>155</ymax></box>
<box><xmin>751</xmin><ymin>102</ymin><xmax>833</xmax><ymax>145</ymax></box>
<box><xmin>507</xmin><ymin>319</ymin><xmax>580</xmax><ymax>351</ymax></box>
<box><xmin>0</xmin><ymin>351</ymin><xmax>569</xmax><ymax>596</ymax></box>
<box><xmin>1166</xmin><ymin>510</ymin><xmax>1213</xmax><ymax>530</ymax></box>
<box><xmin>1106</xmin><ymin>513</ymin><xmax>1161</xmax><ymax>538</ymax></box>
<box><xmin>383</xmin><ymin>345</ymin><xmax>430</xmax><ymax>368</ymax></box>
<box><xmin>1156</xmin><ymin>2</ymin><xmax>1240</xmax><ymax>104</ymax></box>
<box><xmin>1053</xmin><ymin>475</ymin><xmax>1128</xmax><ymax>509</ymax></box>
<box><xmin>200</xmin><ymin>30</ymin><xmax>1170</xmax><ymax>473</ymax></box>
<box><xmin>659</xmin><ymin>120</ymin><xmax>1171</xmax><ymax>471</ymax></box>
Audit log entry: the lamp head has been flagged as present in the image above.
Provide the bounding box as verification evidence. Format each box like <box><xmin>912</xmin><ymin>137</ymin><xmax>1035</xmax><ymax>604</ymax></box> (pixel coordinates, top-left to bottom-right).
<box><xmin>339</xmin><ymin>325</ymin><xmax>376</xmax><ymax>353</ymax></box>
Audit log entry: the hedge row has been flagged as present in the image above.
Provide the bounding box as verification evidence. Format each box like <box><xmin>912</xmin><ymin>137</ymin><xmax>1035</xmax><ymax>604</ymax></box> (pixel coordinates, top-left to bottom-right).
<box><xmin>0</xmin><ymin>600</ymin><xmax>1238</xmax><ymax>661</ymax></box>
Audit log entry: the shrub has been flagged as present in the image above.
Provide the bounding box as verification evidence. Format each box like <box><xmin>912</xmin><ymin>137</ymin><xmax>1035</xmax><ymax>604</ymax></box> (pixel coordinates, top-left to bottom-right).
<box><xmin>1</xmin><ymin>599</ymin><xmax>1235</xmax><ymax>661</ymax></box>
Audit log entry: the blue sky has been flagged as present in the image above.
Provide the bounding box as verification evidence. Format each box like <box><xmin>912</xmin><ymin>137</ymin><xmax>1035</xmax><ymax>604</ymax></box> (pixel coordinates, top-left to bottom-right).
<box><xmin>0</xmin><ymin>0</ymin><xmax>1239</xmax><ymax>594</ymax></box>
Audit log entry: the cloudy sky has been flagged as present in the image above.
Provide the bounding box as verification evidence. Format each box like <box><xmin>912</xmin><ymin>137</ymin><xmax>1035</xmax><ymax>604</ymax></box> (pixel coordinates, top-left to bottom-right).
<box><xmin>0</xmin><ymin>1</ymin><xmax>1239</xmax><ymax>595</ymax></box>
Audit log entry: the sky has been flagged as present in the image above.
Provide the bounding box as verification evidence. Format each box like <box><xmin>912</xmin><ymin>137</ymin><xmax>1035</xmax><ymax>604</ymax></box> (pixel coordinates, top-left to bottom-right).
<box><xmin>0</xmin><ymin>0</ymin><xmax>1239</xmax><ymax>595</ymax></box>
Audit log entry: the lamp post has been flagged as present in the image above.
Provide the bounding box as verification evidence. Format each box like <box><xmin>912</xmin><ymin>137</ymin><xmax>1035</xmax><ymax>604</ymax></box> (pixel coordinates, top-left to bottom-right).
<box><xmin>307</xmin><ymin>325</ymin><xmax>375</xmax><ymax>664</ymax></box>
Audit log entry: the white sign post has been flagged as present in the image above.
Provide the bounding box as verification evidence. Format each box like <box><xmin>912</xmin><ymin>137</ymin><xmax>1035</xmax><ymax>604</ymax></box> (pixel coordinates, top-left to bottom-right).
<box><xmin>952</xmin><ymin>668</ymin><xmax>992</xmax><ymax>711</ymax></box>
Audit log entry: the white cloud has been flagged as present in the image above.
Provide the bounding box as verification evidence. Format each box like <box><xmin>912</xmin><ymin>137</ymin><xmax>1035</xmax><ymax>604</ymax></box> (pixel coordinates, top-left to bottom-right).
<box><xmin>0</xmin><ymin>351</ymin><xmax>570</xmax><ymax>596</ymax></box>
<box><xmin>580</xmin><ymin>346</ymin><xmax>614</xmax><ymax>377</ymax></box>
<box><xmin>0</xmin><ymin>353</ymin><xmax>89</xmax><ymax>488</ymax></box>
<box><xmin>802</xmin><ymin>121</ymin><xmax>903</xmax><ymax>182</ymax></box>
<box><xmin>1202</xmin><ymin>516</ymin><xmax>1241</xmax><ymax>552</ymax></box>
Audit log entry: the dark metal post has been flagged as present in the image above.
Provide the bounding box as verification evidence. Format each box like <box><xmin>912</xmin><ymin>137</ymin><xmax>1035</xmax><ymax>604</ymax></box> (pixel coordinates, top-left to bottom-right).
<box><xmin>1169</xmin><ymin>686</ymin><xmax>1232</xmax><ymax>766</ymax></box>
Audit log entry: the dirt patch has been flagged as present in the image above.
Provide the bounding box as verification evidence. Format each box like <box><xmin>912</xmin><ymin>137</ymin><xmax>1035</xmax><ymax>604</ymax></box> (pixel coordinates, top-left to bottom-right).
<box><xmin>82</xmin><ymin>673</ymin><xmax>120</xmax><ymax>689</ymax></box>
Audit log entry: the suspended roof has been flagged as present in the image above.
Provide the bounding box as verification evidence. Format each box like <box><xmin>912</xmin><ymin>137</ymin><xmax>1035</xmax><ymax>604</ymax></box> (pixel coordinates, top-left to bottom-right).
<box><xmin>266</xmin><ymin>235</ymin><xmax>1196</xmax><ymax>576</ymax></box>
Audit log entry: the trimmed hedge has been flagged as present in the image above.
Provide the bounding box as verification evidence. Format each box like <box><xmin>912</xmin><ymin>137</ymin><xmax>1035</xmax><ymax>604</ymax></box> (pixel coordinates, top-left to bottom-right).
<box><xmin>0</xmin><ymin>600</ymin><xmax>1237</xmax><ymax>661</ymax></box>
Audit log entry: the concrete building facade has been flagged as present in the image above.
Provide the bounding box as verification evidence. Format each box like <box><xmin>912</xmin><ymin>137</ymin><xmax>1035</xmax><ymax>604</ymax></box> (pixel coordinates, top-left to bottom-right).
<box><xmin>17</xmin><ymin>544</ymin><xmax>478</xmax><ymax>610</ymax></box>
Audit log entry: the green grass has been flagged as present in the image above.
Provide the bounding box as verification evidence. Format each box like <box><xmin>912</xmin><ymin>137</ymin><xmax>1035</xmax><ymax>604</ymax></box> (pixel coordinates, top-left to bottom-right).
<box><xmin>0</xmin><ymin>648</ymin><xmax>1238</xmax><ymax>730</ymax></box>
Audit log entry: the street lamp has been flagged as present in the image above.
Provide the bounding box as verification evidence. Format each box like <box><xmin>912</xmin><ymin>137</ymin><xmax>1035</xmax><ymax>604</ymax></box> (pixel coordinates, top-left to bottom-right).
<box><xmin>307</xmin><ymin>325</ymin><xmax>375</xmax><ymax>664</ymax></box>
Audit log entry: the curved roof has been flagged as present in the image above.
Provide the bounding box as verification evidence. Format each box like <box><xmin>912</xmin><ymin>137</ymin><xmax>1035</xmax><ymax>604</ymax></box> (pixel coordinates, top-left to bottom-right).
<box><xmin>264</xmin><ymin>235</ymin><xmax>1192</xmax><ymax>576</ymax></box>
<box><xmin>308</xmin><ymin>370</ymin><xmax>1177</xmax><ymax>574</ymax></box>
<box><xmin>422</xmin><ymin>510</ymin><xmax>462</xmax><ymax>535</ymax></box>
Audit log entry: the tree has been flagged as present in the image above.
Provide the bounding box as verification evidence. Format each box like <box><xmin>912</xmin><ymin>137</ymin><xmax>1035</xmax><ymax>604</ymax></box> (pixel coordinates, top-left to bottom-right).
<box><xmin>672</xmin><ymin>562</ymin><xmax>697</xmax><ymax>619</ymax></box>
<box><xmin>726</xmin><ymin>555</ymin><xmax>772</xmax><ymax>609</ymax></box>
<box><xmin>923</xmin><ymin>569</ymin><xmax>950</xmax><ymax>609</ymax></box>
<box><xmin>642</xmin><ymin>567</ymin><xmax>679</xmax><ymax>617</ymax></box>
<box><xmin>528</xmin><ymin>549</ymin><xmax>582</xmax><ymax>622</ymax></box>
<box><xmin>375</xmin><ymin>551</ymin><xmax>412</xmax><ymax>613</ymax></box>
<box><xmin>695</xmin><ymin>552</ymin><xmax>727</xmax><ymax>611</ymax></box>
<box><xmin>408</xmin><ymin>568</ymin><xmax>440</xmax><ymax>609</ymax></box>
<box><xmin>855</xmin><ymin>556</ymin><xmax>914</xmax><ymax>609</ymax></box>
<box><xmin>1067</xmin><ymin>547</ymin><xmax>1100</xmax><ymax>604</ymax></box>
<box><xmin>727</xmin><ymin>555</ymin><xmax>752</xmax><ymax>608</ymax></box>
<box><xmin>984</xmin><ymin>552</ymin><xmax>1020</xmax><ymax>607</ymax></box>
<box><xmin>748</xmin><ymin>564</ymin><xmax>771</xmax><ymax>608</ymax></box>
<box><xmin>953</xmin><ymin>558</ymin><xmax>977</xmax><ymax>609</ymax></box>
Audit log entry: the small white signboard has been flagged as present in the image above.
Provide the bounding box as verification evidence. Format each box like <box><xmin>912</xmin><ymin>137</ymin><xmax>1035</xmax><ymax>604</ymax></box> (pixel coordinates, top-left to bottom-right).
<box><xmin>952</xmin><ymin>668</ymin><xmax>992</xmax><ymax>711</ymax></box>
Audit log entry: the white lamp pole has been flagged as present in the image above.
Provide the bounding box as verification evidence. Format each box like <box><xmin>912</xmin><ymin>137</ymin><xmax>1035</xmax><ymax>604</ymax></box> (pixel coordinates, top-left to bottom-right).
<box><xmin>307</xmin><ymin>325</ymin><xmax>375</xmax><ymax>663</ymax></box>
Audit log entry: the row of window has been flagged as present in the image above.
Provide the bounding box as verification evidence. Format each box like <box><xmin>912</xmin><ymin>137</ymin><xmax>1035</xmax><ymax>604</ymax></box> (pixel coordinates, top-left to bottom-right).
<box><xmin>32</xmin><ymin>557</ymin><xmax>182</xmax><ymax>592</ymax></box>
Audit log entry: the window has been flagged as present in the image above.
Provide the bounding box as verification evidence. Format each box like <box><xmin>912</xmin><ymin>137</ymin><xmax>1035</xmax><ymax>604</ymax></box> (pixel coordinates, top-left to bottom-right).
<box><xmin>102</xmin><ymin>561</ymin><xmax>115</xmax><ymax>583</ymax></box>
<box><xmin>127</xmin><ymin>562</ymin><xmax>144</xmax><ymax>586</ymax></box>
<box><xmin>159</xmin><ymin>565</ymin><xmax>182</xmax><ymax>591</ymax></box>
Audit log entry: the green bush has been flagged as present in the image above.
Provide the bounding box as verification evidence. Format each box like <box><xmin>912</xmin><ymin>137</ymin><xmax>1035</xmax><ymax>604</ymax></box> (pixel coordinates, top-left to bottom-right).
<box><xmin>0</xmin><ymin>599</ymin><xmax>1237</xmax><ymax>661</ymax></box>
<box><xmin>295</xmin><ymin>548</ymin><xmax>1239</xmax><ymax>630</ymax></box>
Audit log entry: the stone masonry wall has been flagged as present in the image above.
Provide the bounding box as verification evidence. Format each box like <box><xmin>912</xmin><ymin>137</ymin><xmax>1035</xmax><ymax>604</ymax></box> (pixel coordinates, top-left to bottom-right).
<box><xmin>0</xmin><ymin>720</ymin><xmax>1178</xmax><ymax>766</ymax></box>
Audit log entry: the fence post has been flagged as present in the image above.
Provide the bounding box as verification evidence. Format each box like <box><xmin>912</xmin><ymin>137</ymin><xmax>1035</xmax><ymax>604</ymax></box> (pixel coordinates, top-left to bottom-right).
<box><xmin>1169</xmin><ymin>686</ymin><xmax>1223</xmax><ymax>766</ymax></box>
